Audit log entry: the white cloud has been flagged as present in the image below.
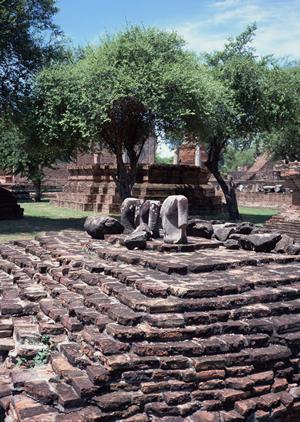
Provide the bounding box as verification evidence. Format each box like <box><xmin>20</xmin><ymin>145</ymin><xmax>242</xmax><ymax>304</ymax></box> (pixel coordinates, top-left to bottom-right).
<box><xmin>173</xmin><ymin>0</ymin><xmax>300</xmax><ymax>59</ymax></box>
<box><xmin>211</xmin><ymin>4</ymin><xmax>265</xmax><ymax>25</ymax></box>
<box><xmin>175</xmin><ymin>21</ymin><xmax>226</xmax><ymax>52</ymax></box>
<box><xmin>213</xmin><ymin>0</ymin><xmax>241</xmax><ymax>8</ymax></box>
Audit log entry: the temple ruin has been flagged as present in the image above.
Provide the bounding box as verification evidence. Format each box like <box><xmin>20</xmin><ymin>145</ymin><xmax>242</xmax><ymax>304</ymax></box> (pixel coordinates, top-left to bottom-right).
<box><xmin>1</xmin><ymin>207</ymin><xmax>300</xmax><ymax>420</ymax></box>
<box><xmin>52</xmin><ymin>142</ymin><xmax>223</xmax><ymax>215</ymax></box>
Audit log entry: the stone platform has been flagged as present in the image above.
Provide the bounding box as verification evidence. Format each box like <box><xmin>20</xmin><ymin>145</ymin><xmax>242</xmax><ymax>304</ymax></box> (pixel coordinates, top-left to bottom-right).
<box><xmin>107</xmin><ymin>234</ymin><xmax>221</xmax><ymax>253</ymax></box>
<box><xmin>52</xmin><ymin>164</ymin><xmax>223</xmax><ymax>215</ymax></box>
<box><xmin>265</xmin><ymin>208</ymin><xmax>300</xmax><ymax>243</ymax></box>
<box><xmin>2</xmin><ymin>232</ymin><xmax>300</xmax><ymax>420</ymax></box>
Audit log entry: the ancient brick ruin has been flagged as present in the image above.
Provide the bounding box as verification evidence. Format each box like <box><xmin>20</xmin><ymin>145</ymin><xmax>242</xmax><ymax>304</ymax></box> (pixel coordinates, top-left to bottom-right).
<box><xmin>265</xmin><ymin>175</ymin><xmax>300</xmax><ymax>243</ymax></box>
<box><xmin>266</xmin><ymin>213</ymin><xmax>300</xmax><ymax>244</ymax></box>
<box><xmin>225</xmin><ymin>156</ymin><xmax>300</xmax><ymax>210</ymax></box>
<box><xmin>52</xmin><ymin>164</ymin><xmax>223</xmax><ymax>216</ymax></box>
<box><xmin>51</xmin><ymin>140</ymin><xmax>225</xmax><ymax>216</ymax></box>
<box><xmin>1</xmin><ymin>225</ymin><xmax>300</xmax><ymax>421</ymax></box>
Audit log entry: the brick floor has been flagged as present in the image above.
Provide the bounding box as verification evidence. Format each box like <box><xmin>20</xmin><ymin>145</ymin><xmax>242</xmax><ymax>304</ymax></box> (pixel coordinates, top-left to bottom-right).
<box><xmin>1</xmin><ymin>231</ymin><xmax>300</xmax><ymax>420</ymax></box>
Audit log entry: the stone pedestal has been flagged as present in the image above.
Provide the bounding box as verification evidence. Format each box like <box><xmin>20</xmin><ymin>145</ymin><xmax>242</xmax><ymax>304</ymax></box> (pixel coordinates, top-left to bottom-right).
<box><xmin>52</xmin><ymin>164</ymin><xmax>223</xmax><ymax>215</ymax></box>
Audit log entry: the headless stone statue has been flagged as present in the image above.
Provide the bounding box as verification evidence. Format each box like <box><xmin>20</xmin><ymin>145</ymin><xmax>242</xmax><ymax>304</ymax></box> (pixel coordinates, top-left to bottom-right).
<box><xmin>121</xmin><ymin>198</ymin><xmax>144</xmax><ymax>233</ymax></box>
<box><xmin>160</xmin><ymin>195</ymin><xmax>188</xmax><ymax>244</ymax></box>
<box><xmin>134</xmin><ymin>199</ymin><xmax>143</xmax><ymax>228</ymax></box>
<box><xmin>132</xmin><ymin>199</ymin><xmax>161</xmax><ymax>239</ymax></box>
<box><xmin>147</xmin><ymin>200</ymin><xmax>161</xmax><ymax>238</ymax></box>
<box><xmin>140</xmin><ymin>200</ymin><xmax>151</xmax><ymax>226</ymax></box>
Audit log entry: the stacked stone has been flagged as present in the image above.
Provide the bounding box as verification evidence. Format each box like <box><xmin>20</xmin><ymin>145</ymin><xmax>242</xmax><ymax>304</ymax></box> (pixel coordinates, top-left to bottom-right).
<box><xmin>1</xmin><ymin>231</ymin><xmax>300</xmax><ymax>420</ymax></box>
<box><xmin>266</xmin><ymin>214</ymin><xmax>300</xmax><ymax>243</ymax></box>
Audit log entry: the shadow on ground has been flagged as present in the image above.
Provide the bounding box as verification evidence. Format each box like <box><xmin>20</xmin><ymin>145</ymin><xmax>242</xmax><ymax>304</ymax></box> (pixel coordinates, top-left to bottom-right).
<box><xmin>0</xmin><ymin>216</ymin><xmax>86</xmax><ymax>238</ymax></box>
<box><xmin>201</xmin><ymin>212</ymin><xmax>274</xmax><ymax>225</ymax></box>
<box><xmin>0</xmin><ymin>202</ymin><xmax>277</xmax><ymax>244</ymax></box>
<box><xmin>0</xmin><ymin>213</ymin><xmax>272</xmax><ymax>235</ymax></box>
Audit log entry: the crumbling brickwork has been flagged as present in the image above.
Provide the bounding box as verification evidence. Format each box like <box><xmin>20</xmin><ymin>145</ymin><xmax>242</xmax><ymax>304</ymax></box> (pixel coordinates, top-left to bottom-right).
<box><xmin>52</xmin><ymin>164</ymin><xmax>223</xmax><ymax>215</ymax></box>
<box><xmin>1</xmin><ymin>231</ymin><xmax>300</xmax><ymax>420</ymax></box>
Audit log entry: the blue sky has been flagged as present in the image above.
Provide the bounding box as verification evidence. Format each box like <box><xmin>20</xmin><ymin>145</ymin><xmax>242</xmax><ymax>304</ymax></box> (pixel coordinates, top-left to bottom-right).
<box><xmin>55</xmin><ymin>0</ymin><xmax>300</xmax><ymax>59</ymax></box>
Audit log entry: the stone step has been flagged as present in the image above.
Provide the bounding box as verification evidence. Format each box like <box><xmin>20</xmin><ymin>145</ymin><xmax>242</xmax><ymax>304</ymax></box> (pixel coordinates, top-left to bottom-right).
<box><xmin>2</xmin><ymin>231</ymin><xmax>300</xmax><ymax>421</ymax></box>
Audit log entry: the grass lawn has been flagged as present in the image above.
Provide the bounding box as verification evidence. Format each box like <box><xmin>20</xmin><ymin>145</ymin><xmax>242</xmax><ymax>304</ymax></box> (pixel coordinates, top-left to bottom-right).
<box><xmin>0</xmin><ymin>201</ymin><xmax>279</xmax><ymax>244</ymax></box>
<box><xmin>238</xmin><ymin>207</ymin><xmax>279</xmax><ymax>224</ymax></box>
<box><xmin>0</xmin><ymin>201</ymin><xmax>96</xmax><ymax>244</ymax></box>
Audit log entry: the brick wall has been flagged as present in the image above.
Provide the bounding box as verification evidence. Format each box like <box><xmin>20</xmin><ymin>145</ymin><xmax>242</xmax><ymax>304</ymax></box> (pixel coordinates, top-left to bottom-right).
<box><xmin>179</xmin><ymin>143</ymin><xmax>208</xmax><ymax>166</ymax></box>
<box><xmin>236</xmin><ymin>191</ymin><xmax>293</xmax><ymax>209</ymax></box>
<box><xmin>179</xmin><ymin>144</ymin><xmax>195</xmax><ymax>165</ymax></box>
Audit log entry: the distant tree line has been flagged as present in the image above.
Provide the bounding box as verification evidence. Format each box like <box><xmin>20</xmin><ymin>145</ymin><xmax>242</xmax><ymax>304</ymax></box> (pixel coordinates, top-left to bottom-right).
<box><xmin>0</xmin><ymin>1</ymin><xmax>299</xmax><ymax>219</ymax></box>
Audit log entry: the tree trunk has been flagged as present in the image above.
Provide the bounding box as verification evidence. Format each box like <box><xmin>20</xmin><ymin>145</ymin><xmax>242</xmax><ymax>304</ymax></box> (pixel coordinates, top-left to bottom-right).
<box><xmin>114</xmin><ymin>142</ymin><xmax>145</xmax><ymax>202</ymax></box>
<box><xmin>115</xmin><ymin>152</ymin><xmax>132</xmax><ymax>201</ymax></box>
<box><xmin>33</xmin><ymin>179</ymin><xmax>42</xmax><ymax>202</ymax></box>
<box><xmin>206</xmin><ymin>144</ymin><xmax>240</xmax><ymax>220</ymax></box>
<box><xmin>213</xmin><ymin>170</ymin><xmax>240</xmax><ymax>220</ymax></box>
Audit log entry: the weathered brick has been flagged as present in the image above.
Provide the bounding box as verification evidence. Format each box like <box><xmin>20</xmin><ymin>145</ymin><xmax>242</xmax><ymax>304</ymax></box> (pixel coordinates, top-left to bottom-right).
<box><xmin>189</xmin><ymin>410</ymin><xmax>220</xmax><ymax>422</ymax></box>
<box><xmin>24</xmin><ymin>381</ymin><xmax>57</xmax><ymax>404</ymax></box>
<box><xmin>95</xmin><ymin>391</ymin><xmax>133</xmax><ymax>411</ymax></box>
<box><xmin>86</xmin><ymin>365</ymin><xmax>109</xmax><ymax>385</ymax></box>
<box><xmin>271</xmin><ymin>377</ymin><xmax>288</xmax><ymax>392</ymax></box>
<box><xmin>54</xmin><ymin>382</ymin><xmax>83</xmax><ymax>408</ymax></box>
<box><xmin>0</xmin><ymin>382</ymin><xmax>11</xmax><ymax>399</ymax></box>
<box><xmin>71</xmin><ymin>376</ymin><xmax>98</xmax><ymax>398</ymax></box>
<box><xmin>12</xmin><ymin>394</ymin><xmax>56</xmax><ymax>420</ymax></box>
<box><xmin>51</xmin><ymin>356</ymin><xmax>82</xmax><ymax>380</ymax></box>
<box><xmin>234</xmin><ymin>398</ymin><xmax>256</xmax><ymax>416</ymax></box>
<box><xmin>61</xmin><ymin>316</ymin><xmax>83</xmax><ymax>332</ymax></box>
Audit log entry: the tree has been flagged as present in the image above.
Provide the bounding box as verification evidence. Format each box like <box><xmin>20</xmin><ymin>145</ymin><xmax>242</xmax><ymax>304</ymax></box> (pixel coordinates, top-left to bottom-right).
<box><xmin>197</xmin><ymin>24</ymin><xmax>298</xmax><ymax>219</ymax></box>
<box><xmin>0</xmin><ymin>98</ymin><xmax>76</xmax><ymax>201</ymax></box>
<box><xmin>36</xmin><ymin>26</ymin><xmax>220</xmax><ymax>200</ymax></box>
<box><xmin>0</xmin><ymin>0</ymin><xmax>69</xmax><ymax>198</ymax></box>
<box><xmin>0</xmin><ymin>0</ymin><xmax>65</xmax><ymax>112</ymax></box>
<box><xmin>263</xmin><ymin>66</ymin><xmax>300</xmax><ymax>161</ymax></box>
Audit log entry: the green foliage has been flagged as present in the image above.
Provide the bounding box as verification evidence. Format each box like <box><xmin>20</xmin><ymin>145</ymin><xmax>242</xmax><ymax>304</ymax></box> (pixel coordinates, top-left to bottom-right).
<box><xmin>155</xmin><ymin>155</ymin><xmax>173</xmax><ymax>165</ymax></box>
<box><xmin>32</xmin><ymin>348</ymin><xmax>50</xmax><ymax>366</ymax></box>
<box><xmin>190</xmin><ymin>23</ymin><xmax>300</xmax><ymax>219</ymax></box>
<box><xmin>222</xmin><ymin>145</ymin><xmax>256</xmax><ymax>173</ymax></box>
<box><xmin>15</xmin><ymin>357</ymin><xmax>27</xmax><ymax>367</ymax></box>
<box><xmin>202</xmin><ymin>24</ymin><xmax>295</xmax><ymax>144</ymax></box>
<box><xmin>37</xmin><ymin>26</ymin><xmax>205</xmax><ymax>144</ymax></box>
<box><xmin>0</xmin><ymin>0</ymin><xmax>70</xmax><ymax>197</ymax></box>
<box><xmin>15</xmin><ymin>347</ymin><xmax>50</xmax><ymax>368</ymax></box>
<box><xmin>0</xmin><ymin>104</ymin><xmax>73</xmax><ymax>192</ymax></box>
<box><xmin>2</xmin><ymin>21</ymin><xmax>295</xmax><ymax>213</ymax></box>
<box><xmin>0</xmin><ymin>0</ymin><xmax>66</xmax><ymax>112</ymax></box>
<box><xmin>41</xmin><ymin>335</ymin><xmax>50</xmax><ymax>346</ymax></box>
<box><xmin>263</xmin><ymin>66</ymin><xmax>300</xmax><ymax>161</ymax></box>
<box><xmin>36</xmin><ymin>26</ymin><xmax>223</xmax><ymax>197</ymax></box>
